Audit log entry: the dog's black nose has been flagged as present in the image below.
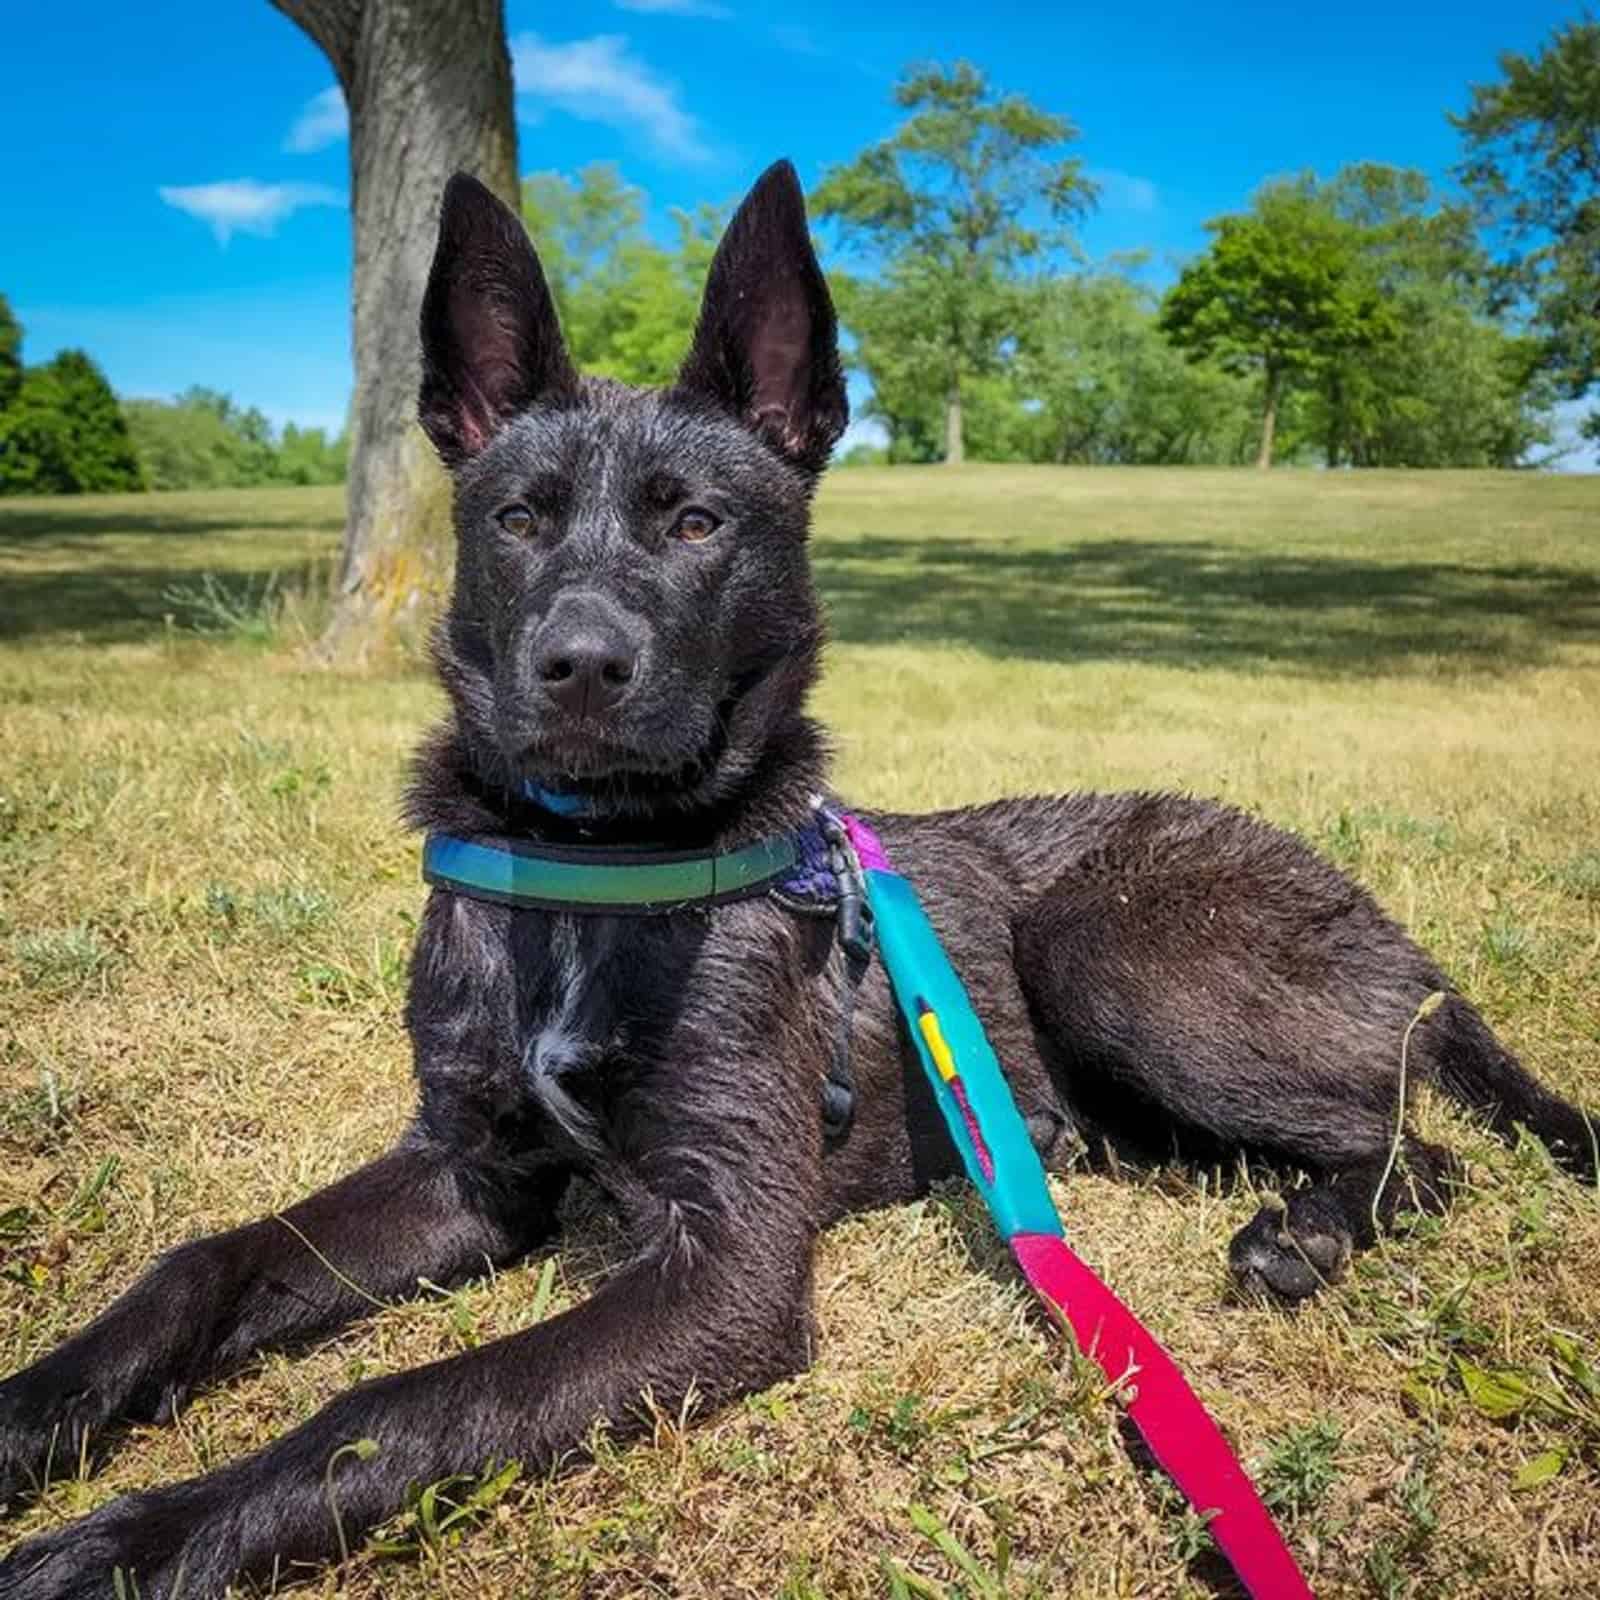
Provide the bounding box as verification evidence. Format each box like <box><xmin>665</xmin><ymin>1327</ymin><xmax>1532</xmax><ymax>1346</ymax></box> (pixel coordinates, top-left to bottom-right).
<box><xmin>537</xmin><ymin>631</ymin><xmax>638</xmax><ymax>717</ymax></box>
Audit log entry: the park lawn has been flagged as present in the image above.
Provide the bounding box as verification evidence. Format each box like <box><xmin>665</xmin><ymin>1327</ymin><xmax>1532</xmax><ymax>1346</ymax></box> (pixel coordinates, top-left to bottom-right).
<box><xmin>2</xmin><ymin>465</ymin><xmax>1598</xmax><ymax>1597</ymax></box>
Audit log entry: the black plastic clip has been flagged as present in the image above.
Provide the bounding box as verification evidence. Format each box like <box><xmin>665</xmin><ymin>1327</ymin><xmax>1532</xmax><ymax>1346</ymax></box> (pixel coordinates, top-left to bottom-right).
<box><xmin>815</xmin><ymin>806</ymin><xmax>874</xmax><ymax>1139</ymax></box>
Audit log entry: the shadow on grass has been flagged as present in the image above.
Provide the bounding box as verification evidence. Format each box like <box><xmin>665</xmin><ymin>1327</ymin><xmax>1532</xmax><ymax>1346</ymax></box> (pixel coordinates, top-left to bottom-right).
<box><xmin>0</xmin><ymin>498</ymin><xmax>344</xmax><ymax>644</ymax></box>
<box><xmin>5</xmin><ymin>502</ymin><xmax>1597</xmax><ymax>673</ymax></box>
<box><xmin>0</xmin><ymin>561</ymin><xmax>324</xmax><ymax>644</ymax></box>
<box><xmin>815</xmin><ymin>535</ymin><xmax>1600</xmax><ymax>675</ymax></box>
<box><xmin>0</xmin><ymin>499</ymin><xmax>344</xmax><ymax>547</ymax></box>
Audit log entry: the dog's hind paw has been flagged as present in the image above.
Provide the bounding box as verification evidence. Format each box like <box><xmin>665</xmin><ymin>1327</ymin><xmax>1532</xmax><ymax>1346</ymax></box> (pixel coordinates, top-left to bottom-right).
<box><xmin>1024</xmin><ymin>1107</ymin><xmax>1086</xmax><ymax>1167</ymax></box>
<box><xmin>1228</xmin><ymin>1193</ymin><xmax>1352</xmax><ymax>1302</ymax></box>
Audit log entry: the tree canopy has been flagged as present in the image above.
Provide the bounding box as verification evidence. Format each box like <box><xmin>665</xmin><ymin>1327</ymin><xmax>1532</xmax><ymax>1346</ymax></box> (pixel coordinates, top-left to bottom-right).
<box><xmin>1452</xmin><ymin>17</ymin><xmax>1600</xmax><ymax>430</ymax></box>
<box><xmin>1303</xmin><ymin>165</ymin><xmax>1554</xmax><ymax>466</ymax></box>
<box><xmin>813</xmin><ymin>62</ymin><xmax>1098</xmax><ymax>463</ymax></box>
<box><xmin>0</xmin><ymin>347</ymin><xmax>144</xmax><ymax>495</ymax></box>
<box><xmin>521</xmin><ymin>165</ymin><xmax>722</xmax><ymax>387</ymax></box>
<box><xmin>1016</xmin><ymin>273</ymin><xmax>1258</xmax><ymax>466</ymax></box>
<box><xmin>0</xmin><ymin>300</ymin><xmax>348</xmax><ymax>497</ymax></box>
<box><xmin>1160</xmin><ymin>167</ymin><xmax>1551</xmax><ymax>468</ymax></box>
<box><xmin>1159</xmin><ymin>181</ymin><xmax>1396</xmax><ymax>467</ymax></box>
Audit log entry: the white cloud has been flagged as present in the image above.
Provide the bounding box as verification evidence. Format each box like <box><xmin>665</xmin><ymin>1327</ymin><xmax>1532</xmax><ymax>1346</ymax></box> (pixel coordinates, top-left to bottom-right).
<box><xmin>510</xmin><ymin>33</ymin><xmax>710</xmax><ymax>163</ymax></box>
<box><xmin>158</xmin><ymin>180</ymin><xmax>343</xmax><ymax>244</ymax></box>
<box><xmin>614</xmin><ymin>0</ymin><xmax>730</xmax><ymax>14</ymax></box>
<box><xmin>1088</xmin><ymin>168</ymin><xmax>1160</xmax><ymax>214</ymax></box>
<box><xmin>284</xmin><ymin>86</ymin><xmax>348</xmax><ymax>154</ymax></box>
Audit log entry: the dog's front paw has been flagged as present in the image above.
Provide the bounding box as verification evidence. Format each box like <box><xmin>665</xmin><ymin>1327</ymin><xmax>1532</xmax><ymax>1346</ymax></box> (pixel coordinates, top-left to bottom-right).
<box><xmin>0</xmin><ymin>1482</ymin><xmax>223</xmax><ymax>1600</ymax></box>
<box><xmin>0</xmin><ymin>1371</ymin><xmax>106</xmax><ymax>1515</ymax></box>
<box><xmin>1228</xmin><ymin>1194</ymin><xmax>1352</xmax><ymax>1302</ymax></box>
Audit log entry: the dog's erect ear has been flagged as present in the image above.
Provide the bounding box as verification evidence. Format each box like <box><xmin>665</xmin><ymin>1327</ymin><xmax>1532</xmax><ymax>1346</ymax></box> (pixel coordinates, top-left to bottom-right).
<box><xmin>419</xmin><ymin>173</ymin><xmax>577</xmax><ymax>466</ymax></box>
<box><xmin>676</xmin><ymin>160</ymin><xmax>847</xmax><ymax>473</ymax></box>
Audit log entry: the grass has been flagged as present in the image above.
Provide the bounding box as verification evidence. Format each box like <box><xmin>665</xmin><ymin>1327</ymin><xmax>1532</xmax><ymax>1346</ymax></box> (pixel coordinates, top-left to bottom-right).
<box><xmin>2</xmin><ymin>464</ymin><xmax>1599</xmax><ymax>1597</ymax></box>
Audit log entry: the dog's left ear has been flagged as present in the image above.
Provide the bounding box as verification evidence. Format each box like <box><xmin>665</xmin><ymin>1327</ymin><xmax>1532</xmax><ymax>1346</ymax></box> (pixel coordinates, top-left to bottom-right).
<box><xmin>676</xmin><ymin>160</ymin><xmax>848</xmax><ymax>474</ymax></box>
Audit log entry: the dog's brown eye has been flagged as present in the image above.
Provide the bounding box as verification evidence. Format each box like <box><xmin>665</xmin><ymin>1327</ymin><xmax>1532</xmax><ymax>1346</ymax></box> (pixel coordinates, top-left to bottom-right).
<box><xmin>673</xmin><ymin>507</ymin><xmax>721</xmax><ymax>543</ymax></box>
<box><xmin>496</xmin><ymin>504</ymin><xmax>535</xmax><ymax>537</ymax></box>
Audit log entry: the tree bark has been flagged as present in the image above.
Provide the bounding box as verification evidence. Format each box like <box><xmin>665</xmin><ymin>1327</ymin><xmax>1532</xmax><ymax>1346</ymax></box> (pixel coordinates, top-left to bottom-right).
<box><xmin>944</xmin><ymin>375</ymin><xmax>965</xmax><ymax>465</ymax></box>
<box><xmin>270</xmin><ymin>0</ymin><xmax>518</xmax><ymax>660</ymax></box>
<box><xmin>1256</xmin><ymin>362</ymin><xmax>1283</xmax><ymax>469</ymax></box>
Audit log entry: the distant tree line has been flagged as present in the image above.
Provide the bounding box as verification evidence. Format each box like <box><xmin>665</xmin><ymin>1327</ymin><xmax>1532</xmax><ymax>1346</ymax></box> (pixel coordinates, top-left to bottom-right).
<box><xmin>813</xmin><ymin>64</ymin><xmax>1565</xmax><ymax>469</ymax></box>
<box><xmin>505</xmin><ymin>133</ymin><xmax>1558</xmax><ymax>472</ymax></box>
<box><xmin>123</xmin><ymin>389</ymin><xmax>347</xmax><ymax>491</ymax></box>
<box><xmin>507</xmin><ymin>51</ymin><xmax>1577</xmax><ymax>471</ymax></box>
<box><xmin>0</xmin><ymin>298</ymin><xmax>347</xmax><ymax>496</ymax></box>
<box><xmin>1157</xmin><ymin>165</ymin><xmax>1553</xmax><ymax>469</ymax></box>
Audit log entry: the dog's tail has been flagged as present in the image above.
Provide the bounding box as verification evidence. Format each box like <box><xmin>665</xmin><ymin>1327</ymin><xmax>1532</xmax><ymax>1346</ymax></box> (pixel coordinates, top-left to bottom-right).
<box><xmin>1421</xmin><ymin>995</ymin><xmax>1598</xmax><ymax>1182</ymax></box>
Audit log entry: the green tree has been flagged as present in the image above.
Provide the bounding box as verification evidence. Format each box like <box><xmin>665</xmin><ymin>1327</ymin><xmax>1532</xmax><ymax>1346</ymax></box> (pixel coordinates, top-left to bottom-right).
<box><xmin>176</xmin><ymin>387</ymin><xmax>279</xmax><ymax>484</ymax></box>
<box><xmin>122</xmin><ymin>396</ymin><xmax>240</xmax><ymax>490</ymax></box>
<box><xmin>594</xmin><ymin>206</ymin><xmax>723</xmax><ymax>386</ymax></box>
<box><xmin>521</xmin><ymin>168</ymin><xmax>722</xmax><ymax>386</ymax></box>
<box><xmin>274</xmin><ymin>422</ymin><xmax>348</xmax><ymax>485</ymax></box>
<box><xmin>122</xmin><ymin>388</ymin><xmax>277</xmax><ymax>489</ymax></box>
<box><xmin>1159</xmin><ymin>181</ymin><xmax>1394</xmax><ymax>467</ymax></box>
<box><xmin>1312</xmin><ymin>307</ymin><xmax>1554</xmax><ymax>467</ymax></box>
<box><xmin>1016</xmin><ymin>272</ymin><xmax>1257</xmax><ymax>464</ymax></box>
<box><xmin>0</xmin><ymin>350</ymin><xmax>143</xmax><ymax>495</ymax></box>
<box><xmin>813</xmin><ymin>61</ymin><xmax>1097</xmax><ymax>464</ymax></box>
<box><xmin>0</xmin><ymin>295</ymin><xmax>21</xmax><ymax>414</ymax></box>
<box><xmin>521</xmin><ymin>163</ymin><xmax>648</xmax><ymax>366</ymax></box>
<box><xmin>0</xmin><ymin>369</ymin><xmax>75</xmax><ymax>493</ymax></box>
<box><xmin>1452</xmin><ymin>17</ymin><xmax>1600</xmax><ymax>427</ymax></box>
<box><xmin>827</xmin><ymin>271</ymin><xmax>948</xmax><ymax>462</ymax></box>
<box><xmin>1304</xmin><ymin>165</ymin><xmax>1554</xmax><ymax>466</ymax></box>
<box><xmin>123</xmin><ymin>390</ymin><xmax>350</xmax><ymax>490</ymax></box>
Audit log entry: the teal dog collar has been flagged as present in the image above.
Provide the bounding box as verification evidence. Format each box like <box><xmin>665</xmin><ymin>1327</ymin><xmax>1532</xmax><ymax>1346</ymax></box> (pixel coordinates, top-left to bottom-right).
<box><xmin>422</xmin><ymin>831</ymin><xmax>802</xmax><ymax>914</ymax></box>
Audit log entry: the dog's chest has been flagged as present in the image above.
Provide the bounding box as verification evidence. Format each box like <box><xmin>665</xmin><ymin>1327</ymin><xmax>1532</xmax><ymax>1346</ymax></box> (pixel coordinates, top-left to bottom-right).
<box><xmin>511</xmin><ymin>914</ymin><xmax>627</xmax><ymax>1150</ymax></box>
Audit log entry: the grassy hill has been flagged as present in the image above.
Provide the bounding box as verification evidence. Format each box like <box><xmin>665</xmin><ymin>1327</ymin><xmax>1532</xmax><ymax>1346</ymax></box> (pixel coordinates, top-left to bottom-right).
<box><xmin>3</xmin><ymin>467</ymin><xmax>1598</xmax><ymax>1596</ymax></box>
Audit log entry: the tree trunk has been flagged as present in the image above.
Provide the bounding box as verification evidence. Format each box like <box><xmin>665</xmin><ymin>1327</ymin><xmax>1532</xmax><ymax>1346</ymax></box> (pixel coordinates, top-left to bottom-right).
<box><xmin>270</xmin><ymin>0</ymin><xmax>518</xmax><ymax>661</ymax></box>
<box><xmin>1324</xmin><ymin>371</ymin><xmax>1343</xmax><ymax>469</ymax></box>
<box><xmin>1256</xmin><ymin>363</ymin><xmax>1283</xmax><ymax>470</ymax></box>
<box><xmin>944</xmin><ymin>375</ymin><xmax>964</xmax><ymax>465</ymax></box>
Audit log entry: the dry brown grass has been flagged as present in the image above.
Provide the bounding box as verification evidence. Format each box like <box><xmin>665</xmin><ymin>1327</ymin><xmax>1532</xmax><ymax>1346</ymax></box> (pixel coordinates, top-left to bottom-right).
<box><xmin>2</xmin><ymin>466</ymin><xmax>1598</xmax><ymax>1597</ymax></box>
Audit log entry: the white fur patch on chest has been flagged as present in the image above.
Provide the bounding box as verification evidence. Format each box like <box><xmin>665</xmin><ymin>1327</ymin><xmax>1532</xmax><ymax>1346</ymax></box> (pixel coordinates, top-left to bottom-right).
<box><xmin>523</xmin><ymin>916</ymin><xmax>606</xmax><ymax>1152</ymax></box>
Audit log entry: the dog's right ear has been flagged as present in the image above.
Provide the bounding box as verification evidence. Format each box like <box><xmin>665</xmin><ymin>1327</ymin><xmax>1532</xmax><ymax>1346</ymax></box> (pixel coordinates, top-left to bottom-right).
<box><xmin>418</xmin><ymin>173</ymin><xmax>576</xmax><ymax>467</ymax></box>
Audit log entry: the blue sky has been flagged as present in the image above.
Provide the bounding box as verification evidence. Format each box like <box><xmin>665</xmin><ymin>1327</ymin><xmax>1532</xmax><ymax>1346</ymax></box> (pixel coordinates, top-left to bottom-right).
<box><xmin>3</xmin><ymin>1</ymin><xmax>1591</xmax><ymax>459</ymax></box>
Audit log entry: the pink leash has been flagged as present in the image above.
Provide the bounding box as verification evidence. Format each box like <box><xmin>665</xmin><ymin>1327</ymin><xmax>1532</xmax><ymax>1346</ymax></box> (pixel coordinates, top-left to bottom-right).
<box><xmin>1011</xmin><ymin>1234</ymin><xmax>1313</xmax><ymax>1598</ymax></box>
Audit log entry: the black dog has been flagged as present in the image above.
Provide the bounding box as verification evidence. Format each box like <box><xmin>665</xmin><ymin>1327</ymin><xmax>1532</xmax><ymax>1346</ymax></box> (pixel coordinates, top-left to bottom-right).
<box><xmin>2</xmin><ymin>162</ymin><xmax>1594</xmax><ymax>1598</ymax></box>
